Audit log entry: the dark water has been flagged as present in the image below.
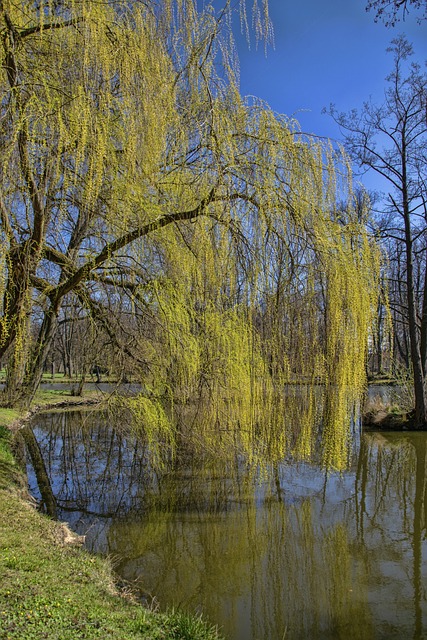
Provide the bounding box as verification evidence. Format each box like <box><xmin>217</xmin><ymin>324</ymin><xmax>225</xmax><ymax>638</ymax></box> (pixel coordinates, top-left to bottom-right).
<box><xmin>23</xmin><ymin>408</ymin><xmax>427</xmax><ymax>640</ymax></box>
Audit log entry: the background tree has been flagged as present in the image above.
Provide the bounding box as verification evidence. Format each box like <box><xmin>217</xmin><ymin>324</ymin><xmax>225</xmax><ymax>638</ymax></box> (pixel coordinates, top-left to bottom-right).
<box><xmin>328</xmin><ymin>36</ymin><xmax>427</xmax><ymax>426</ymax></box>
<box><xmin>366</xmin><ymin>0</ymin><xmax>427</xmax><ymax>25</ymax></box>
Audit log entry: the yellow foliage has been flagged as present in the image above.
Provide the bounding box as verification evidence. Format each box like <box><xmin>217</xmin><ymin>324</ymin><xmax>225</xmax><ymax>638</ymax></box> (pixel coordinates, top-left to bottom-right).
<box><xmin>0</xmin><ymin>0</ymin><xmax>381</xmax><ymax>467</ymax></box>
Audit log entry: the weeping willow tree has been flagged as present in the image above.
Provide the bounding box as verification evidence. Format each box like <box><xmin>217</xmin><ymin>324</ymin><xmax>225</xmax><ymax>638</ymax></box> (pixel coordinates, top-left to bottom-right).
<box><xmin>0</xmin><ymin>0</ymin><xmax>380</xmax><ymax>468</ymax></box>
<box><xmin>111</xmin><ymin>125</ymin><xmax>381</xmax><ymax>471</ymax></box>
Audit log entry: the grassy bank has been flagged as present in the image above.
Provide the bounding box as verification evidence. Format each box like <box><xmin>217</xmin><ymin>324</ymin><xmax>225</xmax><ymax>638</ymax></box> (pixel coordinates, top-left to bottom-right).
<box><xmin>0</xmin><ymin>393</ymin><xmax>223</xmax><ymax>640</ymax></box>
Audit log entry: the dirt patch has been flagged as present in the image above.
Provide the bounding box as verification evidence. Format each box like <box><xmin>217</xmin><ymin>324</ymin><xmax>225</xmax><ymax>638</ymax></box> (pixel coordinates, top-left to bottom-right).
<box><xmin>363</xmin><ymin>409</ymin><xmax>416</xmax><ymax>431</ymax></box>
<box><xmin>54</xmin><ymin>521</ymin><xmax>86</xmax><ymax>547</ymax></box>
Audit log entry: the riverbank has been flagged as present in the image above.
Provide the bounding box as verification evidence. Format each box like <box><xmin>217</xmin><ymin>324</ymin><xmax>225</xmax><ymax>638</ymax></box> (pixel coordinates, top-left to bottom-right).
<box><xmin>362</xmin><ymin>390</ymin><xmax>417</xmax><ymax>431</ymax></box>
<box><xmin>0</xmin><ymin>390</ymin><xmax>223</xmax><ymax>640</ymax></box>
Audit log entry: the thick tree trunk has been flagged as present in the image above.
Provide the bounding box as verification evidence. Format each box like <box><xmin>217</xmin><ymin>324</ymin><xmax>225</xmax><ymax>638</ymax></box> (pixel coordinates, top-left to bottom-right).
<box><xmin>3</xmin><ymin>351</ymin><xmax>27</xmax><ymax>407</ymax></box>
<box><xmin>21</xmin><ymin>308</ymin><xmax>59</xmax><ymax>408</ymax></box>
<box><xmin>0</xmin><ymin>246</ymin><xmax>35</xmax><ymax>407</ymax></box>
<box><xmin>403</xmin><ymin>188</ymin><xmax>427</xmax><ymax>427</ymax></box>
<box><xmin>412</xmin><ymin>363</ymin><xmax>427</xmax><ymax>427</ymax></box>
<box><xmin>3</xmin><ymin>305</ymin><xmax>59</xmax><ymax>409</ymax></box>
<box><xmin>419</xmin><ymin>257</ymin><xmax>427</xmax><ymax>378</ymax></box>
<box><xmin>0</xmin><ymin>244</ymin><xmax>32</xmax><ymax>359</ymax></box>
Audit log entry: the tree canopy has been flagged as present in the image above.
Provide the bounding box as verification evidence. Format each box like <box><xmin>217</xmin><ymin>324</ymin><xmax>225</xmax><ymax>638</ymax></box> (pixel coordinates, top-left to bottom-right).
<box><xmin>0</xmin><ymin>0</ymin><xmax>381</xmax><ymax>469</ymax></box>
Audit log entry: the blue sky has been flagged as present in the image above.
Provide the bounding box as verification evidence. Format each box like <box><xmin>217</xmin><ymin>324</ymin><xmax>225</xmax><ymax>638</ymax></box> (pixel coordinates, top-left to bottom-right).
<box><xmin>235</xmin><ymin>0</ymin><xmax>427</xmax><ymax>190</ymax></box>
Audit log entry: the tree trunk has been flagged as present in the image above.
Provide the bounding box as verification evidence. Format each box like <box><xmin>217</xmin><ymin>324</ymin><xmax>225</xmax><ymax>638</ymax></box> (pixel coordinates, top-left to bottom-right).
<box><xmin>419</xmin><ymin>257</ymin><xmax>427</xmax><ymax>378</ymax></box>
<box><xmin>403</xmin><ymin>194</ymin><xmax>427</xmax><ymax>427</ymax></box>
<box><xmin>0</xmin><ymin>244</ymin><xmax>32</xmax><ymax>358</ymax></box>
<box><xmin>7</xmin><ymin>305</ymin><xmax>60</xmax><ymax>409</ymax></box>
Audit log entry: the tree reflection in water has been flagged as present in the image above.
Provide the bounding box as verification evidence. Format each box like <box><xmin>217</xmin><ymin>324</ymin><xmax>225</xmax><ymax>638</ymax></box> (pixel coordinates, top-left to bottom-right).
<box><xmin>356</xmin><ymin>432</ymin><xmax>427</xmax><ymax>640</ymax></box>
<box><xmin>24</xmin><ymin>409</ymin><xmax>427</xmax><ymax>640</ymax></box>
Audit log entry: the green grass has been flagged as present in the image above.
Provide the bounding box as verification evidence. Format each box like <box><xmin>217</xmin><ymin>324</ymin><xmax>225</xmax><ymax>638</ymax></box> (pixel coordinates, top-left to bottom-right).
<box><xmin>0</xmin><ymin>408</ymin><xmax>20</xmax><ymax>425</ymax></box>
<box><xmin>32</xmin><ymin>387</ymin><xmax>103</xmax><ymax>406</ymax></box>
<box><xmin>34</xmin><ymin>388</ymin><xmax>75</xmax><ymax>403</ymax></box>
<box><xmin>0</xmin><ymin>407</ymin><xmax>223</xmax><ymax>640</ymax></box>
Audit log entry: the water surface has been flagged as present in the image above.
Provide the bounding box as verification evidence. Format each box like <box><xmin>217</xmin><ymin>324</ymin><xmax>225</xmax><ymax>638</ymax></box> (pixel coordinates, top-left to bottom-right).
<box><xmin>24</xmin><ymin>409</ymin><xmax>427</xmax><ymax>640</ymax></box>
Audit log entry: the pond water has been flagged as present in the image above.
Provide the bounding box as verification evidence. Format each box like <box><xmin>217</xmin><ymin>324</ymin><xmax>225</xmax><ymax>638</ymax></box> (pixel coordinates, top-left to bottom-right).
<box><xmin>23</xmin><ymin>407</ymin><xmax>427</xmax><ymax>640</ymax></box>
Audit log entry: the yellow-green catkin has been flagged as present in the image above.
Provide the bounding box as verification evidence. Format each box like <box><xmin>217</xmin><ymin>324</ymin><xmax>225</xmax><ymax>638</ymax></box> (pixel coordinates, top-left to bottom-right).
<box><xmin>0</xmin><ymin>0</ymin><xmax>380</xmax><ymax>468</ymax></box>
<box><xmin>116</xmin><ymin>106</ymin><xmax>379</xmax><ymax>471</ymax></box>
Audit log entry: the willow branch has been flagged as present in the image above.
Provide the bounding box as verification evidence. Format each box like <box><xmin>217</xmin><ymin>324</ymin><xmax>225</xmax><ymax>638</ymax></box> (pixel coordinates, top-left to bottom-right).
<box><xmin>19</xmin><ymin>18</ymin><xmax>83</xmax><ymax>39</ymax></box>
<box><xmin>0</xmin><ymin>189</ymin><xmax>17</xmax><ymax>248</ymax></box>
<box><xmin>51</xmin><ymin>188</ymin><xmax>217</xmax><ymax>301</ymax></box>
<box><xmin>43</xmin><ymin>246</ymin><xmax>73</xmax><ymax>270</ymax></box>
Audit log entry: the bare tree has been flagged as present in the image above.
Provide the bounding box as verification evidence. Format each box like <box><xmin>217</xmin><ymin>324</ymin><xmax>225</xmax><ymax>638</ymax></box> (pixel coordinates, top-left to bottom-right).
<box><xmin>328</xmin><ymin>36</ymin><xmax>427</xmax><ymax>426</ymax></box>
